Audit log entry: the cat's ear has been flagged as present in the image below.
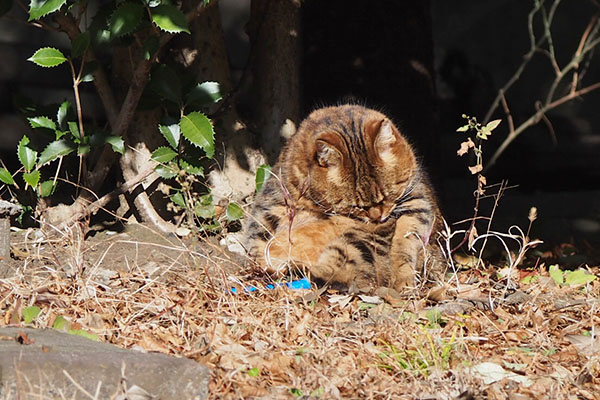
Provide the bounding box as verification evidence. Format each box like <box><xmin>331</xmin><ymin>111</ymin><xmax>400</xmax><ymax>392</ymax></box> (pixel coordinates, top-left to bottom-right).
<box><xmin>374</xmin><ymin>119</ymin><xmax>398</xmax><ymax>161</ymax></box>
<box><xmin>315</xmin><ymin>138</ymin><xmax>342</xmax><ymax>167</ymax></box>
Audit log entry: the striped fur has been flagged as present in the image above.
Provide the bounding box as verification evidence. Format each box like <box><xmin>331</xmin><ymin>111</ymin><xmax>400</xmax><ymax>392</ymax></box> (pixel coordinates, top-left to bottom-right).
<box><xmin>244</xmin><ymin>105</ymin><xmax>444</xmax><ymax>293</ymax></box>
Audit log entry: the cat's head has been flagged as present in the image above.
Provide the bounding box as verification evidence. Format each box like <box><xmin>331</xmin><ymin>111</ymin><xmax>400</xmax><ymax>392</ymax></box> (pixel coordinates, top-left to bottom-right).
<box><xmin>283</xmin><ymin>105</ymin><xmax>419</xmax><ymax>222</ymax></box>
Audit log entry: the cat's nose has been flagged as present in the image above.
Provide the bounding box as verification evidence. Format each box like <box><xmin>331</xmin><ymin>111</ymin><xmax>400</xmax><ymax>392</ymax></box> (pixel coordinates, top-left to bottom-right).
<box><xmin>368</xmin><ymin>207</ymin><xmax>382</xmax><ymax>221</ymax></box>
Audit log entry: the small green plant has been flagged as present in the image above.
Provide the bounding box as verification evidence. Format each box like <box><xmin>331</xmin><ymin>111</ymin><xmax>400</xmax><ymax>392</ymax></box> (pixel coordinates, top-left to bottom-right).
<box><xmin>456</xmin><ymin>115</ymin><xmax>501</xmax><ymax>176</ymax></box>
<box><xmin>53</xmin><ymin>315</ymin><xmax>98</xmax><ymax>341</ymax></box>
<box><xmin>375</xmin><ymin>326</ymin><xmax>459</xmax><ymax>376</ymax></box>
<box><xmin>549</xmin><ymin>264</ymin><xmax>597</xmax><ymax>287</ymax></box>
<box><xmin>22</xmin><ymin>306</ymin><xmax>41</xmax><ymax>324</ymax></box>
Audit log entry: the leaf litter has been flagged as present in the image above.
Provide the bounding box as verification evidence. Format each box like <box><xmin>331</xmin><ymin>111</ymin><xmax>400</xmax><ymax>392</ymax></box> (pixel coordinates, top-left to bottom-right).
<box><xmin>0</xmin><ymin>222</ymin><xmax>598</xmax><ymax>399</ymax></box>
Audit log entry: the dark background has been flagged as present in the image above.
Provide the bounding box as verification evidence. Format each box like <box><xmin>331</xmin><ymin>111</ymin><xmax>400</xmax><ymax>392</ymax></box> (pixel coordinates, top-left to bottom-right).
<box><xmin>1</xmin><ymin>0</ymin><xmax>599</xmax><ymax>249</ymax></box>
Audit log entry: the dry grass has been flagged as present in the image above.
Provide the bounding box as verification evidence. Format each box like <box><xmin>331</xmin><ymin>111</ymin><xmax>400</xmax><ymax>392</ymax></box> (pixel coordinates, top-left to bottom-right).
<box><xmin>1</xmin><ymin>222</ymin><xmax>599</xmax><ymax>399</ymax></box>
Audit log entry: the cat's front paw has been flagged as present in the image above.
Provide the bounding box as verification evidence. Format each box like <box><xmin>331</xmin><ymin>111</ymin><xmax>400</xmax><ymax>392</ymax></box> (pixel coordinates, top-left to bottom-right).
<box><xmin>391</xmin><ymin>263</ymin><xmax>415</xmax><ymax>290</ymax></box>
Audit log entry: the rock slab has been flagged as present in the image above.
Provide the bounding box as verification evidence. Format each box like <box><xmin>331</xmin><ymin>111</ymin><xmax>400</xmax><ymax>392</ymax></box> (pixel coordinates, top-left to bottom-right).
<box><xmin>0</xmin><ymin>327</ymin><xmax>209</xmax><ymax>399</ymax></box>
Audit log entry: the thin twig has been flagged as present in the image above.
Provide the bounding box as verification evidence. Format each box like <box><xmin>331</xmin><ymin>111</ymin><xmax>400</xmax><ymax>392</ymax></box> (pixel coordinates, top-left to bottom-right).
<box><xmin>571</xmin><ymin>14</ymin><xmax>599</xmax><ymax>93</ymax></box>
<box><xmin>499</xmin><ymin>90</ymin><xmax>515</xmax><ymax>135</ymax></box>
<box><xmin>486</xmin><ymin>77</ymin><xmax>600</xmax><ymax>170</ymax></box>
<box><xmin>57</xmin><ymin>165</ymin><xmax>156</xmax><ymax>228</ymax></box>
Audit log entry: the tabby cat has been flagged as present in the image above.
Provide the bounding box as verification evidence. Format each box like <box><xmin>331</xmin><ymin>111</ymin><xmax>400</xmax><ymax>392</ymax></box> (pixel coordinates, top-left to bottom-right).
<box><xmin>244</xmin><ymin>105</ymin><xmax>445</xmax><ymax>293</ymax></box>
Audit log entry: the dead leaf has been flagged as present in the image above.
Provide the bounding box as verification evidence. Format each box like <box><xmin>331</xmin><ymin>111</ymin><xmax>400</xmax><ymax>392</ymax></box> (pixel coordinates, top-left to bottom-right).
<box><xmin>358</xmin><ymin>294</ymin><xmax>383</xmax><ymax>304</ymax></box>
<box><xmin>294</xmin><ymin>313</ymin><xmax>311</xmax><ymax>339</ymax></box>
<box><xmin>468</xmin><ymin>164</ymin><xmax>483</xmax><ymax>175</ymax></box>
<box><xmin>240</xmin><ymin>384</ymin><xmax>268</xmax><ymax>398</ymax></box>
<box><xmin>215</xmin><ymin>343</ymin><xmax>251</xmax><ymax>370</ymax></box>
<box><xmin>453</xmin><ymin>254</ymin><xmax>479</xmax><ymax>268</ymax></box>
<box><xmin>328</xmin><ymin>294</ymin><xmax>353</xmax><ymax>309</ymax></box>
<box><xmin>479</xmin><ymin>174</ymin><xmax>487</xmax><ymax>186</ymax></box>
<box><xmin>471</xmin><ymin>362</ymin><xmax>532</xmax><ymax>386</ymax></box>
<box><xmin>137</xmin><ymin>332</ymin><xmax>170</xmax><ymax>354</ymax></box>
<box><xmin>457</xmin><ymin>138</ymin><xmax>475</xmax><ymax>156</ymax></box>
<box><xmin>426</xmin><ymin>286</ymin><xmax>446</xmax><ymax>302</ymax></box>
<box><xmin>374</xmin><ymin>287</ymin><xmax>405</xmax><ymax>307</ymax></box>
<box><xmin>565</xmin><ymin>335</ymin><xmax>600</xmax><ymax>356</ymax></box>
<box><xmin>468</xmin><ymin>226</ymin><xmax>478</xmax><ymax>250</ymax></box>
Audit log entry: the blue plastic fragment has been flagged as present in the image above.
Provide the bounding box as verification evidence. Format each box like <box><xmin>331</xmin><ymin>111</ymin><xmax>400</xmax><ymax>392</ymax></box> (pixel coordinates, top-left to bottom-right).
<box><xmin>230</xmin><ymin>278</ymin><xmax>311</xmax><ymax>294</ymax></box>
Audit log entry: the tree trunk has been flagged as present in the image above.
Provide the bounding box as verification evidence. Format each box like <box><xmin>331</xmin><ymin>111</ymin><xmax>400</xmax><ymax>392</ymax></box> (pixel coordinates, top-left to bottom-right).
<box><xmin>249</xmin><ymin>0</ymin><xmax>301</xmax><ymax>163</ymax></box>
<box><xmin>177</xmin><ymin>0</ymin><xmax>267</xmax><ymax>202</ymax></box>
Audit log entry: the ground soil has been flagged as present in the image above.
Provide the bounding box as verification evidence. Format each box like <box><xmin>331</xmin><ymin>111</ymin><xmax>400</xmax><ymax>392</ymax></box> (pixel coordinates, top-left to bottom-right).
<box><xmin>1</xmin><ymin>221</ymin><xmax>599</xmax><ymax>399</ymax></box>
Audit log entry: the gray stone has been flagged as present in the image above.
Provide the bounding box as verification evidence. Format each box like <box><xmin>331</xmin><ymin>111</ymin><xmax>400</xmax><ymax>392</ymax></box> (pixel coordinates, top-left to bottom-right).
<box><xmin>0</xmin><ymin>327</ymin><xmax>209</xmax><ymax>399</ymax></box>
<box><xmin>0</xmin><ymin>201</ymin><xmax>22</xmax><ymax>279</ymax></box>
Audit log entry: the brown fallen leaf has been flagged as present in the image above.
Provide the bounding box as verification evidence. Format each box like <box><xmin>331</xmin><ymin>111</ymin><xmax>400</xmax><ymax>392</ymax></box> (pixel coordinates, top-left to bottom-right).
<box><xmin>565</xmin><ymin>334</ymin><xmax>600</xmax><ymax>356</ymax></box>
<box><xmin>240</xmin><ymin>384</ymin><xmax>268</xmax><ymax>398</ymax></box>
<box><xmin>426</xmin><ymin>285</ymin><xmax>446</xmax><ymax>302</ymax></box>
<box><xmin>136</xmin><ymin>332</ymin><xmax>170</xmax><ymax>354</ymax></box>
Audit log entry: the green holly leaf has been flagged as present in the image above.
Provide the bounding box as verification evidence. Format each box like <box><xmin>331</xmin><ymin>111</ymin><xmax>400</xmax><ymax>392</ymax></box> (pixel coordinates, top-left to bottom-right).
<box><xmin>38</xmin><ymin>180</ymin><xmax>57</xmax><ymax>197</ymax></box>
<box><xmin>27</xmin><ymin>116</ymin><xmax>56</xmax><ymax>130</ymax></box>
<box><xmin>155</xmin><ymin>163</ymin><xmax>178</xmax><ymax>179</ymax></box>
<box><xmin>170</xmin><ymin>192</ymin><xmax>186</xmax><ymax>208</ymax></box>
<box><xmin>38</xmin><ymin>139</ymin><xmax>76</xmax><ymax>165</ymax></box>
<box><xmin>158</xmin><ymin>123</ymin><xmax>180</xmax><ymax>149</ymax></box>
<box><xmin>28</xmin><ymin>47</ymin><xmax>67</xmax><ymax>67</ymax></box>
<box><xmin>56</xmin><ymin>101</ymin><xmax>72</xmax><ymax>131</ymax></box>
<box><xmin>109</xmin><ymin>2</ymin><xmax>143</xmax><ymax>37</ymax></box>
<box><xmin>178</xmin><ymin>158</ymin><xmax>203</xmax><ymax>176</ymax></box>
<box><xmin>23</xmin><ymin>170</ymin><xmax>40</xmax><ymax>188</ymax></box>
<box><xmin>80</xmin><ymin>60</ymin><xmax>98</xmax><ymax>82</ymax></box>
<box><xmin>186</xmin><ymin>81</ymin><xmax>222</xmax><ymax>107</ymax></box>
<box><xmin>67</xmin><ymin>121</ymin><xmax>80</xmax><ymax>139</ymax></box>
<box><xmin>180</xmin><ymin>112</ymin><xmax>214</xmax><ymax>158</ymax></box>
<box><xmin>17</xmin><ymin>136</ymin><xmax>37</xmax><ymax>172</ymax></box>
<box><xmin>28</xmin><ymin>0</ymin><xmax>66</xmax><ymax>21</ymax></box>
<box><xmin>105</xmin><ymin>136</ymin><xmax>124</xmax><ymax>154</ymax></box>
<box><xmin>151</xmin><ymin>146</ymin><xmax>177</xmax><ymax>163</ymax></box>
<box><xmin>0</xmin><ymin>168</ymin><xmax>15</xmax><ymax>185</ymax></box>
<box><xmin>151</xmin><ymin>5</ymin><xmax>190</xmax><ymax>34</ymax></box>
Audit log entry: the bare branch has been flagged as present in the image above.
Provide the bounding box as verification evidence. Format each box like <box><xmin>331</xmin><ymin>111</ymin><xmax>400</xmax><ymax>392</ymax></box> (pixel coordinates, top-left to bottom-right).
<box><xmin>499</xmin><ymin>90</ymin><xmax>515</xmax><ymax>135</ymax></box>
<box><xmin>483</xmin><ymin>0</ymin><xmax>561</xmax><ymax>124</ymax></box>
<box><xmin>57</xmin><ymin>166</ymin><xmax>156</xmax><ymax>231</ymax></box>
<box><xmin>486</xmin><ymin>81</ymin><xmax>600</xmax><ymax>169</ymax></box>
